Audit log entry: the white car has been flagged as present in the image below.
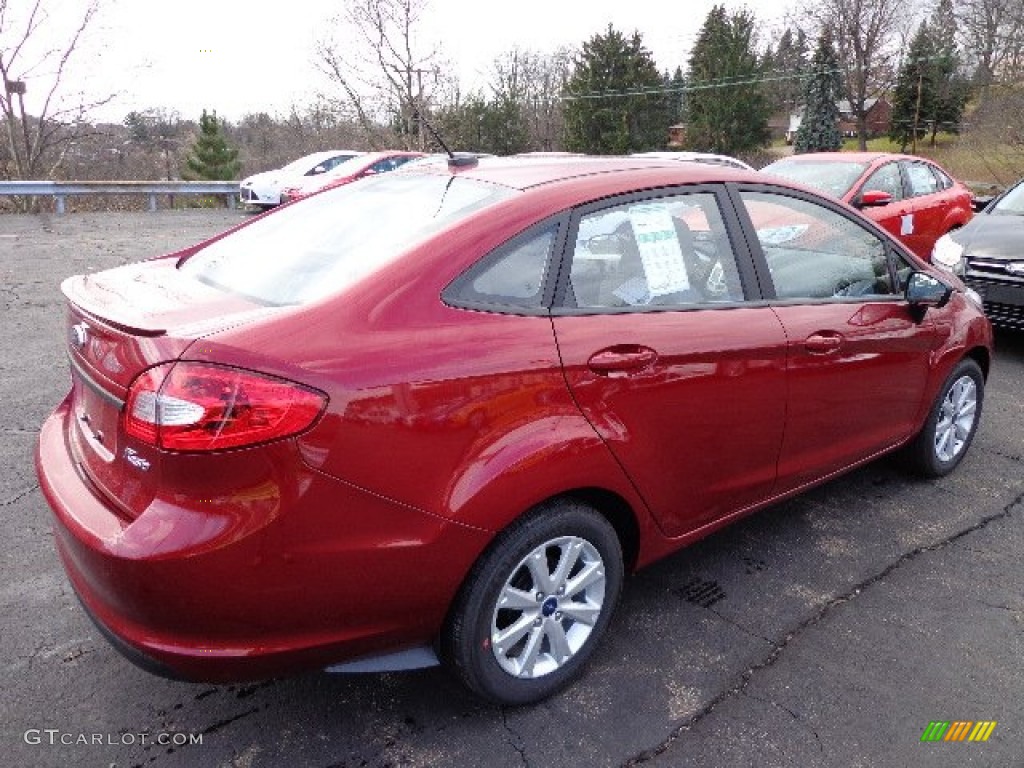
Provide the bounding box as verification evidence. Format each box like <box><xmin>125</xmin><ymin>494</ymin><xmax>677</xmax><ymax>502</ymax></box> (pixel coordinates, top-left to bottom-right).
<box><xmin>631</xmin><ymin>151</ymin><xmax>755</xmax><ymax>171</ymax></box>
<box><xmin>239</xmin><ymin>150</ymin><xmax>362</xmax><ymax>209</ymax></box>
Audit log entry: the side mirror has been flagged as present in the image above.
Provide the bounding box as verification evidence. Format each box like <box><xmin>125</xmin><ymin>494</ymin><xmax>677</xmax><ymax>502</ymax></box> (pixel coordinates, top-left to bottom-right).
<box><xmin>855</xmin><ymin>189</ymin><xmax>893</xmax><ymax>209</ymax></box>
<box><xmin>906</xmin><ymin>271</ymin><xmax>952</xmax><ymax>309</ymax></box>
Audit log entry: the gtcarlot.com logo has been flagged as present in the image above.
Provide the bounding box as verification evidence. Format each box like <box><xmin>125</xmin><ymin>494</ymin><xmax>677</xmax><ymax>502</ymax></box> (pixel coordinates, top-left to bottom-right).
<box><xmin>24</xmin><ymin>729</ymin><xmax>203</xmax><ymax>747</ymax></box>
<box><xmin>920</xmin><ymin>721</ymin><xmax>997</xmax><ymax>742</ymax></box>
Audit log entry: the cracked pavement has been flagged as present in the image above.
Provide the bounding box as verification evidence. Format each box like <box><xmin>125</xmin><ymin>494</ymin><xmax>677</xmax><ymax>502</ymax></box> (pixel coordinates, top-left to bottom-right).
<box><xmin>2</xmin><ymin>211</ymin><xmax>1022</xmax><ymax>768</ymax></box>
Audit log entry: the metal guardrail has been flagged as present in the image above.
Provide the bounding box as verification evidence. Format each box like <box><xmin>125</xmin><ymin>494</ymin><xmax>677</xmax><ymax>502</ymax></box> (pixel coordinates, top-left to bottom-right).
<box><xmin>0</xmin><ymin>180</ymin><xmax>238</xmax><ymax>213</ymax></box>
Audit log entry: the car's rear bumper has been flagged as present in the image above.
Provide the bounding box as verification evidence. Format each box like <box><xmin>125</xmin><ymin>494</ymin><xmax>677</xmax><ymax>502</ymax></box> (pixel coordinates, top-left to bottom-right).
<box><xmin>36</xmin><ymin>397</ymin><xmax>490</xmax><ymax>682</ymax></box>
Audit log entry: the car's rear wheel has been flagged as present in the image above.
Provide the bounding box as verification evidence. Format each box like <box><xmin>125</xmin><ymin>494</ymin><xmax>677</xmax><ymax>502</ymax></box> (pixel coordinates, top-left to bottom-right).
<box><xmin>903</xmin><ymin>358</ymin><xmax>984</xmax><ymax>477</ymax></box>
<box><xmin>442</xmin><ymin>499</ymin><xmax>623</xmax><ymax>705</ymax></box>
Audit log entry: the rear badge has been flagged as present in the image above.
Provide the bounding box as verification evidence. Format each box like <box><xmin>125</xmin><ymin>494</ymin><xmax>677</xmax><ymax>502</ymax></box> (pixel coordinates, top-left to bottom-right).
<box><xmin>123</xmin><ymin>447</ymin><xmax>151</xmax><ymax>471</ymax></box>
<box><xmin>69</xmin><ymin>322</ymin><xmax>89</xmax><ymax>350</ymax></box>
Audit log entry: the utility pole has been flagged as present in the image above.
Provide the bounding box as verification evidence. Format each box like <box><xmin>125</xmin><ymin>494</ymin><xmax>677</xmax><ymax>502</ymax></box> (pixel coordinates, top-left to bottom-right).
<box><xmin>912</xmin><ymin>63</ymin><xmax>924</xmax><ymax>155</ymax></box>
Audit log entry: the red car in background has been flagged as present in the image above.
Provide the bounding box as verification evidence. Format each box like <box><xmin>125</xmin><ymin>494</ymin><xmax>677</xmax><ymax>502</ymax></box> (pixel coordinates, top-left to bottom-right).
<box><xmin>762</xmin><ymin>152</ymin><xmax>973</xmax><ymax>261</ymax></box>
<box><xmin>280</xmin><ymin>151</ymin><xmax>424</xmax><ymax>202</ymax></box>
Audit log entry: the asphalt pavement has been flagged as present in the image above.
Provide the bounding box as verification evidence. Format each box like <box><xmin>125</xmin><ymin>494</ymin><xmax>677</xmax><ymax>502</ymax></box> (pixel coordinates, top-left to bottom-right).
<box><xmin>2</xmin><ymin>210</ymin><xmax>1022</xmax><ymax>768</ymax></box>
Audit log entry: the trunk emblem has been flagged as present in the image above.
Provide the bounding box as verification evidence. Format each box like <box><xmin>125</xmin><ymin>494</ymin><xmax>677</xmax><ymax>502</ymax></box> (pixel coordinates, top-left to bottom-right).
<box><xmin>123</xmin><ymin>447</ymin><xmax>151</xmax><ymax>471</ymax></box>
<box><xmin>69</xmin><ymin>322</ymin><xmax>89</xmax><ymax>350</ymax></box>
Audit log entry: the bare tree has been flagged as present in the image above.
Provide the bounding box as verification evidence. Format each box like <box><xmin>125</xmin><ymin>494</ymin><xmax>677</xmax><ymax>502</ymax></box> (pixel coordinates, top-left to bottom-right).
<box><xmin>315</xmin><ymin>0</ymin><xmax>452</xmax><ymax>150</ymax></box>
<box><xmin>0</xmin><ymin>0</ymin><xmax>110</xmax><ymax>182</ymax></box>
<box><xmin>490</xmin><ymin>48</ymin><xmax>571</xmax><ymax>152</ymax></box>
<box><xmin>958</xmin><ymin>0</ymin><xmax>1024</xmax><ymax>93</ymax></box>
<box><xmin>798</xmin><ymin>0</ymin><xmax>906</xmax><ymax>149</ymax></box>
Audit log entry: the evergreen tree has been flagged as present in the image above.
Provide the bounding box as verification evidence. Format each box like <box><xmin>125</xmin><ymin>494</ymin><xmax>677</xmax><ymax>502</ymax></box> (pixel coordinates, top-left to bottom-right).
<box><xmin>795</xmin><ymin>30</ymin><xmax>843</xmax><ymax>153</ymax></box>
<box><xmin>926</xmin><ymin>0</ymin><xmax>969</xmax><ymax>145</ymax></box>
<box><xmin>889</xmin><ymin>23</ymin><xmax>937</xmax><ymax>151</ymax></box>
<box><xmin>563</xmin><ymin>26</ymin><xmax>672</xmax><ymax>154</ymax></box>
<box><xmin>765</xmin><ymin>28</ymin><xmax>809</xmax><ymax>116</ymax></box>
<box><xmin>685</xmin><ymin>6</ymin><xmax>771</xmax><ymax>155</ymax></box>
<box><xmin>183</xmin><ymin>110</ymin><xmax>240</xmax><ymax>180</ymax></box>
<box><xmin>669</xmin><ymin>66</ymin><xmax>687</xmax><ymax>124</ymax></box>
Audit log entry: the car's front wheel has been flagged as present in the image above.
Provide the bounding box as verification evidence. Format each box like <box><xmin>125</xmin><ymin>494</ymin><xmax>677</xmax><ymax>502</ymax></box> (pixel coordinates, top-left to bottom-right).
<box><xmin>442</xmin><ymin>499</ymin><xmax>623</xmax><ymax>705</ymax></box>
<box><xmin>903</xmin><ymin>358</ymin><xmax>984</xmax><ymax>477</ymax></box>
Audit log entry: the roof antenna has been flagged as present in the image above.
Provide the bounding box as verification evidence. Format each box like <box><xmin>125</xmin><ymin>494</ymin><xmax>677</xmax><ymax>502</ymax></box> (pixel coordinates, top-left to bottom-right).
<box><xmin>414</xmin><ymin>108</ymin><xmax>478</xmax><ymax>169</ymax></box>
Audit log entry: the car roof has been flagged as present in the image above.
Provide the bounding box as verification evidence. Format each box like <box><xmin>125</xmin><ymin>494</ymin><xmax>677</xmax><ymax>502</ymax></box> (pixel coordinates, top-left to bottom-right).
<box><xmin>404</xmin><ymin>155</ymin><xmax>757</xmax><ymax>193</ymax></box>
<box><xmin>631</xmin><ymin>151</ymin><xmax>755</xmax><ymax>171</ymax></box>
<box><xmin>771</xmin><ymin>151</ymin><xmax>921</xmax><ymax>164</ymax></box>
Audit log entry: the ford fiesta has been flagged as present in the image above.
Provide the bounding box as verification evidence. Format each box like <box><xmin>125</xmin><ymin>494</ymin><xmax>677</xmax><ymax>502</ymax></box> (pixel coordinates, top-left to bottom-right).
<box><xmin>37</xmin><ymin>156</ymin><xmax>992</xmax><ymax>705</ymax></box>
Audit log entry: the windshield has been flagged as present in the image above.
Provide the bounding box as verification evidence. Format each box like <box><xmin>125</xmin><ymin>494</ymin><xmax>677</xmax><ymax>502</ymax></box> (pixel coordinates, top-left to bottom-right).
<box><xmin>180</xmin><ymin>173</ymin><xmax>514</xmax><ymax>305</ymax></box>
<box><xmin>992</xmin><ymin>180</ymin><xmax>1024</xmax><ymax>215</ymax></box>
<box><xmin>282</xmin><ymin>154</ymin><xmax>332</xmax><ymax>173</ymax></box>
<box><xmin>321</xmin><ymin>155</ymin><xmax>373</xmax><ymax>179</ymax></box>
<box><xmin>764</xmin><ymin>159</ymin><xmax>869</xmax><ymax>199</ymax></box>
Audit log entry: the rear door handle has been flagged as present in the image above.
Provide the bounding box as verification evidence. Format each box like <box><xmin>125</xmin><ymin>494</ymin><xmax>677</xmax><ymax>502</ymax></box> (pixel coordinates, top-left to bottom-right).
<box><xmin>587</xmin><ymin>345</ymin><xmax>659</xmax><ymax>374</ymax></box>
<box><xmin>804</xmin><ymin>333</ymin><xmax>843</xmax><ymax>355</ymax></box>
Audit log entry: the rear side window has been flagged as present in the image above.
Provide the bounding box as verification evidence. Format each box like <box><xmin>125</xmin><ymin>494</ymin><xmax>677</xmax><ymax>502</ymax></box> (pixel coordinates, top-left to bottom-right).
<box><xmin>904</xmin><ymin>162</ymin><xmax>940</xmax><ymax>197</ymax></box>
<box><xmin>566</xmin><ymin>192</ymin><xmax>745</xmax><ymax>309</ymax></box>
<box><xmin>445</xmin><ymin>225</ymin><xmax>557</xmax><ymax>310</ymax></box>
<box><xmin>180</xmin><ymin>174</ymin><xmax>513</xmax><ymax>306</ymax></box>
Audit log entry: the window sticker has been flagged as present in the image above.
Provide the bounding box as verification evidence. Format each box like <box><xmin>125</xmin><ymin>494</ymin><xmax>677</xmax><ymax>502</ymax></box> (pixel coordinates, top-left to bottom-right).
<box><xmin>901</xmin><ymin>213</ymin><xmax>914</xmax><ymax>235</ymax></box>
<box><xmin>628</xmin><ymin>203</ymin><xmax>691</xmax><ymax>295</ymax></box>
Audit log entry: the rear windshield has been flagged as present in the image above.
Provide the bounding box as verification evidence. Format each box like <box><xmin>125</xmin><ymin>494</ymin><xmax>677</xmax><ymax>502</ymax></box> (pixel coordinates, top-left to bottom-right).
<box><xmin>764</xmin><ymin>160</ymin><xmax>869</xmax><ymax>199</ymax></box>
<box><xmin>180</xmin><ymin>173</ymin><xmax>514</xmax><ymax>305</ymax></box>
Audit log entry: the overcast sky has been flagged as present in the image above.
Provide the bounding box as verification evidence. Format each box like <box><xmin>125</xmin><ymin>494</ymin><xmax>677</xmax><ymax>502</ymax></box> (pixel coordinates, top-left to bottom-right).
<box><xmin>15</xmin><ymin>0</ymin><xmax>794</xmax><ymax>123</ymax></box>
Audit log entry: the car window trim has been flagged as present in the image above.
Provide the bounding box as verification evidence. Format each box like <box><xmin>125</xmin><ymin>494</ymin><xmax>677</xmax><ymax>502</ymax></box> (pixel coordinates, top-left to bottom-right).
<box><xmin>549</xmin><ymin>183</ymin><xmax>763</xmax><ymax>316</ymax></box>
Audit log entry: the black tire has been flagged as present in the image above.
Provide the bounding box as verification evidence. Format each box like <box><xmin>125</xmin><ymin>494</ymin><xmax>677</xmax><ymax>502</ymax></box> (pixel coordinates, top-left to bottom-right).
<box><xmin>441</xmin><ymin>499</ymin><xmax>623</xmax><ymax>705</ymax></box>
<box><xmin>902</xmin><ymin>358</ymin><xmax>984</xmax><ymax>477</ymax></box>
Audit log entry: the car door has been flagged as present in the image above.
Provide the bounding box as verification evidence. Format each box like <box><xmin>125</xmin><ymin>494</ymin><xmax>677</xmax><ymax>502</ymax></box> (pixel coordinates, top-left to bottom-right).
<box><xmin>900</xmin><ymin>160</ymin><xmax>946</xmax><ymax>258</ymax></box>
<box><xmin>551</xmin><ymin>187</ymin><xmax>788</xmax><ymax>538</ymax></box>
<box><xmin>856</xmin><ymin>161</ymin><xmax>909</xmax><ymax>244</ymax></box>
<box><xmin>733</xmin><ymin>186</ymin><xmax>939</xmax><ymax>494</ymax></box>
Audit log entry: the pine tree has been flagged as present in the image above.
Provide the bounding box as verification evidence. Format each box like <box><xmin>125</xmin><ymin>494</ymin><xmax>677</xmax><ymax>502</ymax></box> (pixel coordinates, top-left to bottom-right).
<box><xmin>926</xmin><ymin>0</ymin><xmax>969</xmax><ymax>145</ymax></box>
<box><xmin>889</xmin><ymin>23</ymin><xmax>936</xmax><ymax>152</ymax></box>
<box><xmin>685</xmin><ymin>5</ymin><xmax>771</xmax><ymax>155</ymax></box>
<box><xmin>183</xmin><ymin>110</ymin><xmax>240</xmax><ymax>180</ymax></box>
<box><xmin>766</xmin><ymin>28</ymin><xmax>809</xmax><ymax>116</ymax></box>
<box><xmin>794</xmin><ymin>30</ymin><xmax>843</xmax><ymax>153</ymax></box>
<box><xmin>563</xmin><ymin>26</ymin><xmax>672</xmax><ymax>154</ymax></box>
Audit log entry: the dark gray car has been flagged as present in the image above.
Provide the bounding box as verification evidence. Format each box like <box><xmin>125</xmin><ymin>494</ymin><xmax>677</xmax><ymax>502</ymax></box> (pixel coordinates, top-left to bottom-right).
<box><xmin>932</xmin><ymin>177</ymin><xmax>1024</xmax><ymax>329</ymax></box>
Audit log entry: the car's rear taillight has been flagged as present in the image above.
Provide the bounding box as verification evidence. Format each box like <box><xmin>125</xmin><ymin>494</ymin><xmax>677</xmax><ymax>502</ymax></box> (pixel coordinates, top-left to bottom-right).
<box><xmin>124</xmin><ymin>362</ymin><xmax>327</xmax><ymax>451</ymax></box>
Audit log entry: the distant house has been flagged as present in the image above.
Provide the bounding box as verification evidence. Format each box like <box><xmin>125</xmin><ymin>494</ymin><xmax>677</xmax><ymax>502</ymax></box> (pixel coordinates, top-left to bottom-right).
<box><xmin>668</xmin><ymin>124</ymin><xmax>687</xmax><ymax>148</ymax></box>
<box><xmin>837</xmin><ymin>99</ymin><xmax>892</xmax><ymax>138</ymax></box>
<box><xmin>783</xmin><ymin>98</ymin><xmax>892</xmax><ymax>143</ymax></box>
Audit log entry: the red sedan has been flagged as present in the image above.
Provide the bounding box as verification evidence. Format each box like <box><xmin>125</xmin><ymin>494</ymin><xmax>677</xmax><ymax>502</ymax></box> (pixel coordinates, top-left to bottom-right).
<box><xmin>279</xmin><ymin>150</ymin><xmax>424</xmax><ymax>202</ymax></box>
<box><xmin>37</xmin><ymin>156</ymin><xmax>991</xmax><ymax>705</ymax></box>
<box><xmin>762</xmin><ymin>152</ymin><xmax>973</xmax><ymax>261</ymax></box>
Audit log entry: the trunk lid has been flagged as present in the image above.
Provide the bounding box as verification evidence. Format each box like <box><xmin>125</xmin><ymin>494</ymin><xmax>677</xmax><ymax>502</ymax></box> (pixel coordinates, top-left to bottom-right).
<box><xmin>62</xmin><ymin>257</ymin><xmax>275</xmax><ymax>520</ymax></box>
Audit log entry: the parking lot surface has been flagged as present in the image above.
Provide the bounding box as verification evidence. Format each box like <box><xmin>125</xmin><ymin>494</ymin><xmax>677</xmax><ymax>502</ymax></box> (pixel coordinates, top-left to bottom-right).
<box><xmin>2</xmin><ymin>211</ymin><xmax>1022</xmax><ymax>768</ymax></box>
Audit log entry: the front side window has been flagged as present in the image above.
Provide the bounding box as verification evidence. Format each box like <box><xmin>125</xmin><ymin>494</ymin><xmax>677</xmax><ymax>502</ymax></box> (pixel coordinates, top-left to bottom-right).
<box><xmin>741</xmin><ymin>191</ymin><xmax>895</xmax><ymax>300</ymax></box>
<box><xmin>862</xmin><ymin>162</ymin><xmax>904</xmax><ymax>201</ymax></box>
<box><xmin>566</xmin><ymin>192</ymin><xmax>745</xmax><ymax>310</ymax></box>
